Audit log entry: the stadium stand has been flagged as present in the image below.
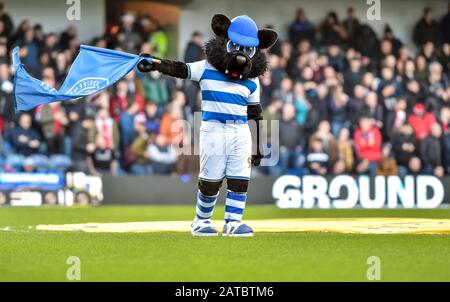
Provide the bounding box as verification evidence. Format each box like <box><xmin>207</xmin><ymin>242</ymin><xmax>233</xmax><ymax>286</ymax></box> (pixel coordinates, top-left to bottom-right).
<box><xmin>0</xmin><ymin>3</ymin><xmax>449</xmax><ymax>177</ymax></box>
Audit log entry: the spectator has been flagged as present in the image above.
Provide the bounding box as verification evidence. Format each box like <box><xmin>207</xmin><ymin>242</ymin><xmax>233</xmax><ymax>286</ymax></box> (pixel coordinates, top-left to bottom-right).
<box><xmin>8</xmin><ymin>113</ymin><xmax>40</xmax><ymax>156</ymax></box>
<box><xmin>310</xmin><ymin>84</ymin><xmax>329</xmax><ymax>122</ymax></box>
<box><xmin>414</xmin><ymin>55</ymin><xmax>429</xmax><ymax>85</ymax></box>
<box><xmin>385</xmin><ymin>98</ymin><xmax>407</xmax><ymax>140</ymax></box>
<box><xmin>15</xmin><ymin>28</ymin><xmax>40</xmax><ymax>75</ymax></box>
<box><xmin>343</xmin><ymin>58</ymin><xmax>363</xmax><ymax>96</ymax></box>
<box><xmin>63</xmin><ymin>99</ymin><xmax>88</xmax><ymax>157</ymax></box>
<box><xmin>440</xmin><ymin>3</ymin><xmax>450</xmax><ymax>44</ymax></box>
<box><xmin>420</xmin><ymin>123</ymin><xmax>444</xmax><ymax>177</ymax></box>
<box><xmin>262</xmin><ymin>99</ymin><xmax>280</xmax><ymax>140</ymax></box>
<box><xmin>327</xmin><ymin>85</ymin><xmax>349</xmax><ymax>136</ymax></box>
<box><xmin>425</xmin><ymin>62</ymin><xmax>449</xmax><ymax>116</ymax></box>
<box><xmin>342</xmin><ymin>8</ymin><xmax>360</xmax><ymax>48</ymax></box>
<box><xmin>306</xmin><ymin>136</ymin><xmax>329</xmax><ymax>175</ymax></box>
<box><xmin>354</xmin><ymin>23</ymin><xmax>378</xmax><ymax>59</ymax></box>
<box><xmin>378</xmin><ymin>67</ymin><xmax>403</xmax><ymax>111</ymax></box>
<box><xmin>377</xmin><ymin>144</ymin><xmax>398</xmax><ymax>176</ymax></box>
<box><xmin>71</xmin><ymin>116</ymin><xmax>96</xmax><ymax>173</ymax></box>
<box><xmin>288</xmin><ymin>8</ymin><xmax>315</xmax><ymax>48</ymax></box>
<box><xmin>360</xmin><ymin>91</ymin><xmax>383</xmax><ymax>129</ymax></box>
<box><xmin>119</xmin><ymin>101</ymin><xmax>142</xmax><ymax>153</ymax></box>
<box><xmin>141</xmin><ymin>71</ymin><xmax>169</xmax><ymax>107</ymax></box>
<box><xmin>268</xmin><ymin>54</ymin><xmax>287</xmax><ymax>89</ymax></box>
<box><xmin>408</xmin><ymin>156</ymin><xmax>422</xmax><ymax>175</ymax></box>
<box><xmin>159</xmin><ymin>99</ymin><xmax>185</xmax><ymax>145</ymax></box>
<box><xmin>437</xmin><ymin>43</ymin><xmax>450</xmax><ymax>75</ymax></box>
<box><xmin>276</xmin><ymin>103</ymin><xmax>305</xmax><ymax>175</ymax></box>
<box><xmin>420</xmin><ymin>41</ymin><xmax>438</xmax><ymax>64</ymax></box>
<box><xmin>36</xmin><ymin>101</ymin><xmax>68</xmax><ymax>155</ymax></box>
<box><xmin>118</xmin><ymin>14</ymin><xmax>142</xmax><ymax>53</ymax></box>
<box><xmin>383</xmin><ymin>25</ymin><xmax>403</xmax><ymax>56</ymax></box>
<box><xmin>407</xmin><ymin>103</ymin><xmax>436</xmax><ymax>140</ymax></box>
<box><xmin>59</xmin><ymin>25</ymin><xmax>77</xmax><ymax>51</ymax></box>
<box><xmin>94</xmin><ymin>107</ymin><xmax>120</xmax><ymax>166</ymax></box>
<box><xmin>184</xmin><ymin>31</ymin><xmax>204</xmax><ymax>63</ymax></box>
<box><xmin>327</xmin><ymin>44</ymin><xmax>344</xmax><ymax>72</ymax></box>
<box><xmin>0</xmin><ymin>2</ymin><xmax>13</xmax><ymax>37</ymax></box>
<box><xmin>146</xmin><ymin>17</ymin><xmax>169</xmax><ymax>59</ymax></box>
<box><xmin>144</xmin><ymin>101</ymin><xmax>161</xmax><ymax>134</ymax></box>
<box><xmin>413</xmin><ymin>7</ymin><xmax>442</xmax><ymax>48</ymax></box>
<box><xmin>312</xmin><ymin>120</ymin><xmax>338</xmax><ymax>166</ymax></box>
<box><xmin>354</xmin><ymin>116</ymin><xmax>382</xmax><ymax>175</ymax></box>
<box><xmin>110</xmin><ymin>79</ymin><xmax>144</xmax><ymax>122</ymax></box>
<box><xmin>130</xmin><ymin>128</ymin><xmax>154</xmax><ymax>175</ymax></box>
<box><xmin>91</xmin><ymin>133</ymin><xmax>119</xmax><ymax>176</ymax></box>
<box><xmin>273</xmin><ymin>77</ymin><xmax>294</xmax><ymax>104</ymax></box>
<box><xmin>347</xmin><ymin>84</ymin><xmax>367</xmax><ymax>130</ymax></box>
<box><xmin>392</xmin><ymin>124</ymin><xmax>419</xmax><ymax>177</ymax></box>
<box><xmin>293</xmin><ymin>82</ymin><xmax>309</xmax><ymax>125</ymax></box>
<box><xmin>318</xmin><ymin>12</ymin><xmax>348</xmax><ymax>47</ymax></box>
<box><xmin>147</xmin><ymin>134</ymin><xmax>178</xmax><ymax>175</ymax></box>
<box><xmin>334</xmin><ymin>128</ymin><xmax>353</xmax><ymax>174</ymax></box>
<box><xmin>440</xmin><ymin>107</ymin><xmax>450</xmax><ymax>174</ymax></box>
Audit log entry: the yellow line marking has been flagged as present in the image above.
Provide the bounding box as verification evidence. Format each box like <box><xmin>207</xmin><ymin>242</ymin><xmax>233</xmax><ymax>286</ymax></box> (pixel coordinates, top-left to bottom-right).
<box><xmin>35</xmin><ymin>218</ymin><xmax>450</xmax><ymax>234</ymax></box>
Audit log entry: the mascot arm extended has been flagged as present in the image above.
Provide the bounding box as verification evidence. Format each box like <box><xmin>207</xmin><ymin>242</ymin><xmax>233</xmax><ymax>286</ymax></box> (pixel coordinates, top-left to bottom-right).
<box><xmin>248</xmin><ymin>103</ymin><xmax>264</xmax><ymax>167</ymax></box>
<box><xmin>137</xmin><ymin>54</ymin><xmax>189</xmax><ymax>79</ymax></box>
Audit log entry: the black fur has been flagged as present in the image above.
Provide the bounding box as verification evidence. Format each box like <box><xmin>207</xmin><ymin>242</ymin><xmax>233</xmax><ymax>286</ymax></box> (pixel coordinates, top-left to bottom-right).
<box><xmin>198</xmin><ymin>179</ymin><xmax>223</xmax><ymax>197</ymax></box>
<box><xmin>248</xmin><ymin>104</ymin><xmax>264</xmax><ymax>167</ymax></box>
<box><xmin>258</xmin><ymin>29</ymin><xmax>278</xmax><ymax>49</ymax></box>
<box><xmin>137</xmin><ymin>57</ymin><xmax>188</xmax><ymax>79</ymax></box>
<box><xmin>204</xmin><ymin>37</ymin><xmax>269</xmax><ymax>79</ymax></box>
<box><xmin>157</xmin><ymin>59</ymin><xmax>189</xmax><ymax>79</ymax></box>
<box><xmin>211</xmin><ymin>14</ymin><xmax>231</xmax><ymax>38</ymax></box>
<box><xmin>227</xmin><ymin>178</ymin><xmax>249</xmax><ymax>193</ymax></box>
<box><xmin>247</xmin><ymin>104</ymin><xmax>263</xmax><ymax>120</ymax></box>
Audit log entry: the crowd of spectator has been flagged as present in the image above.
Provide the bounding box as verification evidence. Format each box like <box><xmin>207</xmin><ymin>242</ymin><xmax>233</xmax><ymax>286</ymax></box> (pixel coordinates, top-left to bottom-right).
<box><xmin>0</xmin><ymin>3</ymin><xmax>449</xmax><ymax>178</ymax></box>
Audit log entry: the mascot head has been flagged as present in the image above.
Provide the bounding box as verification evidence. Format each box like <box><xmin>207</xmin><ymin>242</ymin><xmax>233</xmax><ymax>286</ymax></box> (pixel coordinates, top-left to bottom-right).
<box><xmin>205</xmin><ymin>14</ymin><xmax>278</xmax><ymax>80</ymax></box>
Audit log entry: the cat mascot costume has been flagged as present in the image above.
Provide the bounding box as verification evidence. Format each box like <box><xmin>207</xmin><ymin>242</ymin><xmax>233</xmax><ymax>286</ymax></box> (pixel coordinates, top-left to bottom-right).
<box><xmin>138</xmin><ymin>14</ymin><xmax>278</xmax><ymax>237</ymax></box>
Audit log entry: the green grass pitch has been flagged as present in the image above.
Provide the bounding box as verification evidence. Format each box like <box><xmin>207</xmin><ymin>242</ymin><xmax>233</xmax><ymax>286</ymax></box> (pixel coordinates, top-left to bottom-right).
<box><xmin>0</xmin><ymin>205</ymin><xmax>450</xmax><ymax>281</ymax></box>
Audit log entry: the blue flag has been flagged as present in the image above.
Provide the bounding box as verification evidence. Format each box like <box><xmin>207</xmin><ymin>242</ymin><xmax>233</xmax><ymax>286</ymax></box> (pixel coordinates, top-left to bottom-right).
<box><xmin>12</xmin><ymin>45</ymin><xmax>149</xmax><ymax>112</ymax></box>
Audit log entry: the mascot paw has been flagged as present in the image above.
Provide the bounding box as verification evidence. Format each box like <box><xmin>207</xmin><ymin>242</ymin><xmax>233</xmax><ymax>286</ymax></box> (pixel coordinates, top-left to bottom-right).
<box><xmin>251</xmin><ymin>154</ymin><xmax>263</xmax><ymax>167</ymax></box>
<box><xmin>137</xmin><ymin>54</ymin><xmax>156</xmax><ymax>73</ymax></box>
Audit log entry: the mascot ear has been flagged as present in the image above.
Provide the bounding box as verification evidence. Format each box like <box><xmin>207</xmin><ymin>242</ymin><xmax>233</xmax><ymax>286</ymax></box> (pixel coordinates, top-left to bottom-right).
<box><xmin>258</xmin><ymin>28</ymin><xmax>278</xmax><ymax>49</ymax></box>
<box><xmin>211</xmin><ymin>14</ymin><xmax>231</xmax><ymax>38</ymax></box>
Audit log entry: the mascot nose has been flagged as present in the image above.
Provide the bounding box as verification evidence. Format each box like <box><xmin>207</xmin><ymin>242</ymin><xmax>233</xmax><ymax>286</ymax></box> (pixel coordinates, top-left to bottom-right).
<box><xmin>235</xmin><ymin>55</ymin><xmax>247</xmax><ymax>66</ymax></box>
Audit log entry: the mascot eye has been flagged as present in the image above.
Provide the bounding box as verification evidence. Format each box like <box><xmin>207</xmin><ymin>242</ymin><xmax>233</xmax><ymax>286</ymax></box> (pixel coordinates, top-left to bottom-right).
<box><xmin>242</xmin><ymin>46</ymin><xmax>256</xmax><ymax>58</ymax></box>
<box><xmin>226</xmin><ymin>40</ymin><xmax>240</xmax><ymax>52</ymax></box>
<box><xmin>226</xmin><ymin>40</ymin><xmax>256</xmax><ymax>58</ymax></box>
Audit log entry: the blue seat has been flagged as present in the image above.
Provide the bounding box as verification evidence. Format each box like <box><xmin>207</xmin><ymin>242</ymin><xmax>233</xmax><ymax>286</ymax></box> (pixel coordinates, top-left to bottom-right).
<box><xmin>49</xmin><ymin>154</ymin><xmax>73</xmax><ymax>173</ymax></box>
<box><xmin>28</xmin><ymin>154</ymin><xmax>50</xmax><ymax>172</ymax></box>
<box><xmin>5</xmin><ymin>154</ymin><xmax>26</xmax><ymax>171</ymax></box>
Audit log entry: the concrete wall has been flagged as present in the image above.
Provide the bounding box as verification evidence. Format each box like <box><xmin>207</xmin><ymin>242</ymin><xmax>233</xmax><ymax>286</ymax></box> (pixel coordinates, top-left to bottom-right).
<box><xmin>3</xmin><ymin>0</ymin><xmax>105</xmax><ymax>43</ymax></box>
<box><xmin>179</xmin><ymin>0</ymin><xmax>448</xmax><ymax>58</ymax></box>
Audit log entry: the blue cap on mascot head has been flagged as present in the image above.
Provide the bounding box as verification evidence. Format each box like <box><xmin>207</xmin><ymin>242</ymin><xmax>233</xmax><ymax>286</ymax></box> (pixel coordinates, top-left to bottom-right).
<box><xmin>227</xmin><ymin>15</ymin><xmax>259</xmax><ymax>47</ymax></box>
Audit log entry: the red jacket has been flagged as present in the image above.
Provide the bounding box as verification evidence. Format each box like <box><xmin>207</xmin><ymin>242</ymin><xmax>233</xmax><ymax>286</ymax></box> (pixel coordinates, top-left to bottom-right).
<box><xmin>407</xmin><ymin>113</ymin><xmax>436</xmax><ymax>140</ymax></box>
<box><xmin>354</xmin><ymin>127</ymin><xmax>382</xmax><ymax>162</ymax></box>
<box><xmin>109</xmin><ymin>94</ymin><xmax>145</xmax><ymax>122</ymax></box>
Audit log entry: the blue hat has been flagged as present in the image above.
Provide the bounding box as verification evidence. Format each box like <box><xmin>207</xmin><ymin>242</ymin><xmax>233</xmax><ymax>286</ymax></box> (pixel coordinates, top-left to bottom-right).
<box><xmin>227</xmin><ymin>15</ymin><xmax>259</xmax><ymax>47</ymax></box>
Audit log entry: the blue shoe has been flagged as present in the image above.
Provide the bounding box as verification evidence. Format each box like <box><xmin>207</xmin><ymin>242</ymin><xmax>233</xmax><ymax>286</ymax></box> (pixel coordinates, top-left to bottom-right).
<box><xmin>222</xmin><ymin>221</ymin><xmax>254</xmax><ymax>237</ymax></box>
<box><xmin>191</xmin><ymin>219</ymin><xmax>218</xmax><ymax>237</ymax></box>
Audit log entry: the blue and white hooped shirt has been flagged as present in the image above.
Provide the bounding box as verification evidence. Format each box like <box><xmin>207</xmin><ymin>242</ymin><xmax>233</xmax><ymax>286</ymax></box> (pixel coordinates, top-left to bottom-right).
<box><xmin>187</xmin><ymin>60</ymin><xmax>260</xmax><ymax>132</ymax></box>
